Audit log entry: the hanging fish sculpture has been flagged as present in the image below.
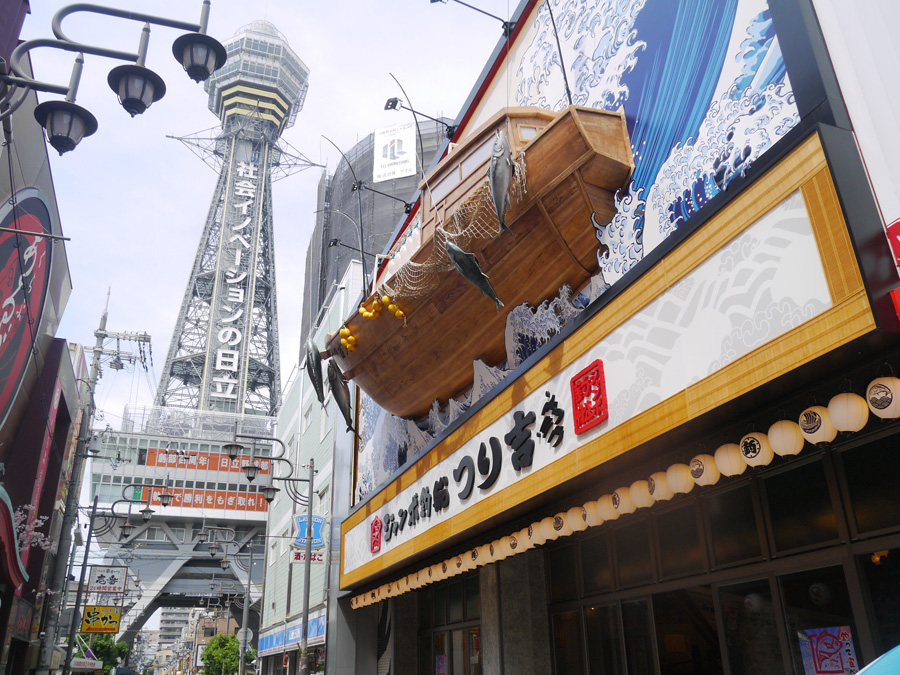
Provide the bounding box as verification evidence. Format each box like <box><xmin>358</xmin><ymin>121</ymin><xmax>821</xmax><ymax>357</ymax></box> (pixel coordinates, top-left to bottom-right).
<box><xmin>445</xmin><ymin>241</ymin><xmax>504</xmax><ymax>314</ymax></box>
<box><xmin>327</xmin><ymin>359</ymin><xmax>355</xmax><ymax>433</ymax></box>
<box><xmin>488</xmin><ymin>130</ymin><xmax>516</xmax><ymax>235</ymax></box>
<box><xmin>304</xmin><ymin>338</ymin><xmax>326</xmax><ymax>408</ymax></box>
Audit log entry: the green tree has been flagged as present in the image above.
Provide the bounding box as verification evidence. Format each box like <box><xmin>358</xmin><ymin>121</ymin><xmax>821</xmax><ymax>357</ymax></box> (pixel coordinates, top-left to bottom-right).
<box><xmin>76</xmin><ymin>633</ymin><xmax>129</xmax><ymax>674</ymax></box>
<box><xmin>199</xmin><ymin>633</ymin><xmax>257</xmax><ymax>675</ymax></box>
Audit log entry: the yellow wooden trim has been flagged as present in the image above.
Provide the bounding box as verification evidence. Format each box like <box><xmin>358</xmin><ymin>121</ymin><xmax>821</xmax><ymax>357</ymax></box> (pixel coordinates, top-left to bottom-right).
<box><xmin>222</xmin><ymin>96</ymin><xmax>287</xmax><ymax>119</ymax></box>
<box><xmin>340</xmin><ymin>132</ymin><xmax>875</xmax><ymax>588</ymax></box>
<box><xmin>220</xmin><ymin>84</ymin><xmax>289</xmax><ymax>110</ymax></box>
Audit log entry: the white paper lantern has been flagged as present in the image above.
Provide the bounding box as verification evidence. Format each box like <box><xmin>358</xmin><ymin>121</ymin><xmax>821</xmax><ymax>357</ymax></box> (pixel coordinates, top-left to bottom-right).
<box><xmin>648</xmin><ymin>472</ymin><xmax>674</xmax><ymax>501</ymax></box>
<box><xmin>612</xmin><ymin>487</ymin><xmax>636</xmax><ymax>515</ymax></box>
<box><xmin>666</xmin><ymin>463</ymin><xmax>695</xmax><ymax>494</ymax></box>
<box><xmin>798</xmin><ymin>406</ymin><xmax>838</xmax><ymax>446</ymax></box>
<box><xmin>540</xmin><ymin>516</ymin><xmax>560</xmax><ymax>542</ymax></box>
<box><xmin>597</xmin><ymin>494</ymin><xmax>620</xmax><ymax>521</ymax></box>
<box><xmin>553</xmin><ymin>512</ymin><xmax>574</xmax><ymax>537</ymax></box>
<box><xmin>507</xmin><ymin>533</ymin><xmax>522</xmax><ymax>556</ymax></box>
<box><xmin>828</xmin><ymin>392</ymin><xmax>869</xmax><ymax>432</ymax></box>
<box><xmin>583</xmin><ymin>501</ymin><xmax>605</xmax><ymax>527</ymax></box>
<box><xmin>475</xmin><ymin>544</ymin><xmax>492</xmax><ymax>567</ymax></box>
<box><xmin>768</xmin><ymin>420</ymin><xmax>805</xmax><ymax>456</ymax></box>
<box><xmin>714</xmin><ymin>443</ymin><xmax>747</xmax><ymax>476</ymax></box>
<box><xmin>490</xmin><ymin>540</ymin><xmax>507</xmax><ymax>561</ymax></box>
<box><xmin>691</xmin><ymin>454</ymin><xmax>720</xmax><ymax>486</ymax></box>
<box><xmin>867</xmin><ymin>376</ymin><xmax>900</xmax><ymax>419</ymax></box>
<box><xmin>567</xmin><ymin>506</ymin><xmax>589</xmax><ymax>532</ymax></box>
<box><xmin>528</xmin><ymin>522</ymin><xmax>547</xmax><ymax>547</ymax></box>
<box><xmin>630</xmin><ymin>480</ymin><xmax>655</xmax><ymax>509</ymax></box>
<box><xmin>740</xmin><ymin>432</ymin><xmax>775</xmax><ymax>467</ymax></box>
<box><xmin>515</xmin><ymin>527</ymin><xmax>535</xmax><ymax>552</ymax></box>
<box><xmin>462</xmin><ymin>550</ymin><xmax>477</xmax><ymax>571</ymax></box>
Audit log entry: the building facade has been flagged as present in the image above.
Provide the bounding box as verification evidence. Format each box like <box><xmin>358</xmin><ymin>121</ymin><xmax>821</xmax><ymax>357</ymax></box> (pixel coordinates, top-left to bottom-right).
<box><xmin>0</xmin><ymin>28</ymin><xmax>77</xmax><ymax>672</ymax></box>
<box><xmin>334</xmin><ymin>1</ymin><xmax>900</xmax><ymax>674</ymax></box>
<box><xmin>259</xmin><ymin>261</ymin><xmax>364</xmax><ymax>675</ymax></box>
<box><xmin>300</xmin><ymin>121</ymin><xmax>448</xmax><ymax>349</ymax></box>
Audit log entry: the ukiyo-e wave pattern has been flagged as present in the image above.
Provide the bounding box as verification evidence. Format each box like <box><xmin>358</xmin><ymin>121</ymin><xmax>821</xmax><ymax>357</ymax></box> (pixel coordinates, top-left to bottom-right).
<box><xmin>353</xmin><ymin>0</ymin><xmax>800</xmax><ymax>502</ymax></box>
<box><xmin>517</xmin><ymin>0</ymin><xmax>799</xmax><ymax>286</ymax></box>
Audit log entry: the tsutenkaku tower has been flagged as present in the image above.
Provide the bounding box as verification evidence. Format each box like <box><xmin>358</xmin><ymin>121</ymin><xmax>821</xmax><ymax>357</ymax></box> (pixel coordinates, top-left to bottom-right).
<box><xmin>156</xmin><ymin>21</ymin><xmax>309</xmax><ymax>415</ymax></box>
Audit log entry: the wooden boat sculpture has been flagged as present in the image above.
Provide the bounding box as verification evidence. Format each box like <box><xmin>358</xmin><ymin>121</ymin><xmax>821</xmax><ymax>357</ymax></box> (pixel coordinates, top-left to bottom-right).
<box><xmin>325</xmin><ymin>106</ymin><xmax>634</xmax><ymax>420</ymax></box>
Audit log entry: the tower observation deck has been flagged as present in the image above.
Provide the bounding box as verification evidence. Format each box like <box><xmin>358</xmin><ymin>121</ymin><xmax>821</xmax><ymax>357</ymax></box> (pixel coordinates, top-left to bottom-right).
<box><xmin>155</xmin><ymin>21</ymin><xmax>309</xmax><ymax>415</ymax></box>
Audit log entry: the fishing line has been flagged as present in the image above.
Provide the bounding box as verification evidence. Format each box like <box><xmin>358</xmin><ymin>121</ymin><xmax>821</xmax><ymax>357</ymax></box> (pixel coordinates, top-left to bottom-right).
<box><xmin>546</xmin><ymin>0</ymin><xmax>573</xmax><ymax>107</ymax></box>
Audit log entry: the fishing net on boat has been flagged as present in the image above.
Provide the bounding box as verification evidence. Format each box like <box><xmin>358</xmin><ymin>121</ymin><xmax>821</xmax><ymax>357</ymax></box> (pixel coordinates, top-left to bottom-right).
<box><xmin>380</xmin><ymin>151</ymin><xmax>528</xmax><ymax>301</ymax></box>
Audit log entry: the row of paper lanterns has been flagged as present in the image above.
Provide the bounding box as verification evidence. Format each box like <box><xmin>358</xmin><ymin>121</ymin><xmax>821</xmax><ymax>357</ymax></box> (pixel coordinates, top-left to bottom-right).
<box><xmin>351</xmin><ymin>377</ymin><xmax>900</xmax><ymax>609</ymax></box>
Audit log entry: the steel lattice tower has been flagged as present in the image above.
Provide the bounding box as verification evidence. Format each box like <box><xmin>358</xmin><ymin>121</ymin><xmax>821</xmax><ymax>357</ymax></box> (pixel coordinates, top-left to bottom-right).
<box><xmin>156</xmin><ymin>21</ymin><xmax>309</xmax><ymax>415</ymax></box>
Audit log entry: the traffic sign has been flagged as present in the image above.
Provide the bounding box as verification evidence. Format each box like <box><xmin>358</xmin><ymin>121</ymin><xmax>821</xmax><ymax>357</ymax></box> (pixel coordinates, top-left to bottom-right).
<box><xmin>237</xmin><ymin>628</ymin><xmax>253</xmax><ymax>644</ymax></box>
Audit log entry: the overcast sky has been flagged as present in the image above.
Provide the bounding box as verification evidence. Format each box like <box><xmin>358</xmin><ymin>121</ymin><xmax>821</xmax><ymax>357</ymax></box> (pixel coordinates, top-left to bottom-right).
<box><xmin>21</xmin><ymin>0</ymin><xmax>515</xmax><ymax>426</ymax></box>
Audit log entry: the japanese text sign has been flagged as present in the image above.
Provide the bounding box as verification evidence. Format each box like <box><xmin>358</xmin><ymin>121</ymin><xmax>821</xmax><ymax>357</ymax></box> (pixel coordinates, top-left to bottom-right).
<box><xmin>87</xmin><ymin>566</ymin><xmax>127</xmax><ymax>594</ymax></box>
<box><xmin>799</xmin><ymin>626</ymin><xmax>859</xmax><ymax>675</ymax></box>
<box><xmin>81</xmin><ymin>606</ymin><xmax>121</xmax><ymax>634</ymax></box>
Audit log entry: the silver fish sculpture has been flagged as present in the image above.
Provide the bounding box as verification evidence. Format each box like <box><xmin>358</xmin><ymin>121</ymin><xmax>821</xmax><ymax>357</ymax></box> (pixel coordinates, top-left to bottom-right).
<box><xmin>445</xmin><ymin>241</ymin><xmax>504</xmax><ymax>313</ymax></box>
<box><xmin>327</xmin><ymin>359</ymin><xmax>355</xmax><ymax>433</ymax></box>
<box><xmin>304</xmin><ymin>338</ymin><xmax>325</xmax><ymax>408</ymax></box>
<box><xmin>488</xmin><ymin>130</ymin><xmax>516</xmax><ymax>235</ymax></box>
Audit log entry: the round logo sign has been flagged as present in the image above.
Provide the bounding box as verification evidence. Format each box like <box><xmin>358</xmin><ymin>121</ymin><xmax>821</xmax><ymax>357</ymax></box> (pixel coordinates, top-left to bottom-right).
<box><xmin>868</xmin><ymin>383</ymin><xmax>893</xmax><ymax>410</ymax></box>
<box><xmin>799</xmin><ymin>410</ymin><xmax>822</xmax><ymax>435</ymax></box>
<box><xmin>690</xmin><ymin>459</ymin><xmax>705</xmax><ymax>479</ymax></box>
<box><xmin>741</xmin><ymin>437</ymin><xmax>761</xmax><ymax>459</ymax></box>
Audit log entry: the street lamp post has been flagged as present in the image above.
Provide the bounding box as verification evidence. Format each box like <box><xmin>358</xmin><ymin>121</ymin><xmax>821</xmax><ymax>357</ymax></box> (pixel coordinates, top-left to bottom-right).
<box><xmin>298</xmin><ymin>459</ymin><xmax>315</xmax><ymax>675</ymax></box>
<box><xmin>322</xmin><ymin>136</ymin><xmax>367</xmax><ymax>285</ymax></box>
<box><xmin>227</xmin><ymin>433</ymin><xmax>319</xmax><ymax>675</ymax></box>
<box><xmin>0</xmin><ymin>1</ymin><xmax>226</xmax><ymax>154</ymax></box>
<box><xmin>62</xmin><ymin>496</ymin><xmax>98</xmax><ymax>675</ymax></box>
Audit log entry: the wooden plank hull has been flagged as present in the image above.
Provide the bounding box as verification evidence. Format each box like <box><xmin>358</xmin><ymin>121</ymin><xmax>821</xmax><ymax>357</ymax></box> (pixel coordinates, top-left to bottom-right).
<box><xmin>326</xmin><ymin>106</ymin><xmax>634</xmax><ymax>419</ymax></box>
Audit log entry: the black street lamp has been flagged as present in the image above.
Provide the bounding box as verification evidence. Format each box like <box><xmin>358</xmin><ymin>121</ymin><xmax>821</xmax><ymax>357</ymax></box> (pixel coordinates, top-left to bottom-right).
<box><xmin>0</xmin><ymin>0</ymin><xmax>227</xmax><ymax>154</ymax></box>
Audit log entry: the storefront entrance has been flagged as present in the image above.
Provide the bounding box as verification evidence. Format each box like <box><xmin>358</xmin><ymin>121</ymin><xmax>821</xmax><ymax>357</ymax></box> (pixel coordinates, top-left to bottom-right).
<box><xmin>418</xmin><ymin>575</ymin><xmax>482</xmax><ymax>674</ymax></box>
<box><xmin>547</xmin><ymin>429</ymin><xmax>900</xmax><ymax>674</ymax></box>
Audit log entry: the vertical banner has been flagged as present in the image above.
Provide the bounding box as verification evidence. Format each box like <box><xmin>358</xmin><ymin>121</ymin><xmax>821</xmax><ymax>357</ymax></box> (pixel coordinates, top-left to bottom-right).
<box><xmin>373</xmin><ymin>122</ymin><xmax>417</xmax><ymax>182</ymax></box>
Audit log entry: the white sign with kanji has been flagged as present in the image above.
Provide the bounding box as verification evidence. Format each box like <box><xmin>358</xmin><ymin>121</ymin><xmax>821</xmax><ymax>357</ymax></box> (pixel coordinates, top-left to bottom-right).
<box><xmin>87</xmin><ymin>565</ymin><xmax>127</xmax><ymax>594</ymax></box>
<box><xmin>290</xmin><ymin>550</ymin><xmax>325</xmax><ymax>564</ymax></box>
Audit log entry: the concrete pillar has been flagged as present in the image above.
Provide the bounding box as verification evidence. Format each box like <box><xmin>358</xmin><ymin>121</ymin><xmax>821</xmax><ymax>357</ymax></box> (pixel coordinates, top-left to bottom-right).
<box><xmin>393</xmin><ymin>592</ymin><xmax>418</xmax><ymax>674</ymax></box>
<box><xmin>498</xmin><ymin>549</ymin><xmax>552</xmax><ymax>675</ymax></box>
<box><xmin>479</xmin><ymin>564</ymin><xmax>503</xmax><ymax>675</ymax></box>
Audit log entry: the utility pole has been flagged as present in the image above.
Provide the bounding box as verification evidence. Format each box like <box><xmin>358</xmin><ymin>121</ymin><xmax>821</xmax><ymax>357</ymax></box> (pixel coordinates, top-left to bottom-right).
<box><xmin>299</xmin><ymin>459</ymin><xmax>314</xmax><ymax>675</ymax></box>
<box><xmin>35</xmin><ymin>295</ymin><xmax>151</xmax><ymax>675</ymax></box>
<box><xmin>238</xmin><ymin>546</ymin><xmax>253</xmax><ymax>675</ymax></box>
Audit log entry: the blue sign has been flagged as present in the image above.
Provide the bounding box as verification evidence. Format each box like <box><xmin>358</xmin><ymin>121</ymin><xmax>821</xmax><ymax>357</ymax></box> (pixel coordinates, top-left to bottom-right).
<box><xmin>294</xmin><ymin>515</ymin><xmax>326</xmax><ymax>548</ymax></box>
<box><xmin>258</xmin><ymin>614</ymin><xmax>327</xmax><ymax>655</ymax></box>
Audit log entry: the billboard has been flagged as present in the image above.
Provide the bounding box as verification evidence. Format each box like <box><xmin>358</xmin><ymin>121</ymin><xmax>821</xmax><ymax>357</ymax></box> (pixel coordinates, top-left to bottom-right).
<box><xmin>87</xmin><ymin>566</ymin><xmax>127</xmax><ymax>594</ymax></box>
<box><xmin>373</xmin><ymin>122</ymin><xmax>417</xmax><ymax>182</ymax></box>
<box><xmin>0</xmin><ymin>190</ymin><xmax>53</xmax><ymax>432</ymax></box>
<box><xmin>81</xmin><ymin>605</ymin><xmax>121</xmax><ymax>634</ymax></box>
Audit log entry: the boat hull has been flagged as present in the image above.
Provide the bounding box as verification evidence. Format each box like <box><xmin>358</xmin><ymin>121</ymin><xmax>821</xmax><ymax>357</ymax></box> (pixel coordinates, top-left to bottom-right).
<box><xmin>327</xmin><ymin>106</ymin><xmax>634</xmax><ymax>419</ymax></box>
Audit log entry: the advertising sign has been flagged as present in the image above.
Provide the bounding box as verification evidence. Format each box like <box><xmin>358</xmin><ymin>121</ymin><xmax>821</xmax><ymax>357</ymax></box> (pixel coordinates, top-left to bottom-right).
<box><xmin>290</xmin><ymin>550</ymin><xmax>325</xmax><ymax>564</ymax></box>
<box><xmin>81</xmin><ymin>606</ymin><xmax>121</xmax><ymax>633</ymax></box>
<box><xmin>373</xmin><ymin>122</ymin><xmax>416</xmax><ymax>182</ymax></box>
<box><xmin>799</xmin><ymin>626</ymin><xmax>859</xmax><ymax>675</ymax></box>
<box><xmin>0</xmin><ymin>190</ymin><xmax>53</xmax><ymax>431</ymax></box>
<box><xmin>87</xmin><ymin>566</ymin><xmax>127</xmax><ymax>594</ymax></box>
<box><xmin>70</xmin><ymin>657</ymin><xmax>104</xmax><ymax>671</ymax></box>
<box><xmin>293</xmin><ymin>515</ymin><xmax>326</xmax><ymax>548</ymax></box>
